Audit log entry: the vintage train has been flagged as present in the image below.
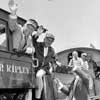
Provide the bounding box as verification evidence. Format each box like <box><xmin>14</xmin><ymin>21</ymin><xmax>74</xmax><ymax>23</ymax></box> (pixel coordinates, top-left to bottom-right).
<box><xmin>0</xmin><ymin>8</ymin><xmax>35</xmax><ymax>100</ymax></box>
<box><xmin>0</xmin><ymin>8</ymin><xmax>100</xmax><ymax>100</ymax></box>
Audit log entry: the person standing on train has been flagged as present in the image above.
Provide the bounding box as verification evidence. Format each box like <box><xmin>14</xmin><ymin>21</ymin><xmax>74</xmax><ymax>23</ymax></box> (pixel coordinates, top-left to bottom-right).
<box><xmin>32</xmin><ymin>29</ymin><xmax>56</xmax><ymax>100</ymax></box>
<box><xmin>8</xmin><ymin>0</ymin><xmax>38</xmax><ymax>54</ymax></box>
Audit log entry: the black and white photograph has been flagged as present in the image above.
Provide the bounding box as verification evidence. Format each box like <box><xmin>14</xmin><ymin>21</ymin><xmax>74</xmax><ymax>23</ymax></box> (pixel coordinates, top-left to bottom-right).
<box><xmin>0</xmin><ymin>0</ymin><xmax>100</xmax><ymax>100</ymax></box>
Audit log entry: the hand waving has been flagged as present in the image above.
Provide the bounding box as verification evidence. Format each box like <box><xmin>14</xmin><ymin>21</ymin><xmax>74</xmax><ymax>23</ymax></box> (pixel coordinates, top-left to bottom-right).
<box><xmin>8</xmin><ymin>0</ymin><xmax>18</xmax><ymax>13</ymax></box>
<box><xmin>37</xmin><ymin>25</ymin><xmax>44</xmax><ymax>34</ymax></box>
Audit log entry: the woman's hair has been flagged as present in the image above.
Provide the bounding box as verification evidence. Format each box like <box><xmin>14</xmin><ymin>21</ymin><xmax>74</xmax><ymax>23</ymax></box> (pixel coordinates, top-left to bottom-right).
<box><xmin>72</xmin><ymin>51</ymin><xmax>78</xmax><ymax>56</ymax></box>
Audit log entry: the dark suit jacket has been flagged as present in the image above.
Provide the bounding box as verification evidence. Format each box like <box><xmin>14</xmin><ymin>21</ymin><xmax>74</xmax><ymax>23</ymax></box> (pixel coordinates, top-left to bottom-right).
<box><xmin>32</xmin><ymin>35</ymin><xmax>56</xmax><ymax>72</ymax></box>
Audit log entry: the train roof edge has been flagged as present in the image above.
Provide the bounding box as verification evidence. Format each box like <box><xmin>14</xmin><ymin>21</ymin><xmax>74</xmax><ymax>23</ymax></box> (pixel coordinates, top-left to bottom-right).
<box><xmin>57</xmin><ymin>47</ymin><xmax>100</xmax><ymax>55</ymax></box>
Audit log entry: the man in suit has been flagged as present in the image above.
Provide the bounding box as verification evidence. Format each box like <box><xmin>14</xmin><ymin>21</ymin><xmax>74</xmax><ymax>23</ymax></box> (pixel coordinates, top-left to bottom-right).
<box><xmin>32</xmin><ymin>30</ymin><xmax>56</xmax><ymax>100</ymax></box>
<box><xmin>8</xmin><ymin>0</ymin><xmax>38</xmax><ymax>53</ymax></box>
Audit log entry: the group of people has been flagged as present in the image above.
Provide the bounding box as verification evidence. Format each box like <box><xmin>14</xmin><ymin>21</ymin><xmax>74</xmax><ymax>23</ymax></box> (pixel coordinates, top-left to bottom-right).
<box><xmin>55</xmin><ymin>51</ymin><xmax>95</xmax><ymax>100</ymax></box>
<box><xmin>6</xmin><ymin>0</ymin><xmax>97</xmax><ymax>100</ymax></box>
<box><xmin>8</xmin><ymin>0</ymin><xmax>57</xmax><ymax>100</ymax></box>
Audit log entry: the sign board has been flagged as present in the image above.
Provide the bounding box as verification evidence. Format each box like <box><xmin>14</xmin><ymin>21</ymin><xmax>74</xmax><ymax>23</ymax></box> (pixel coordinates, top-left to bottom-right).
<box><xmin>0</xmin><ymin>58</ymin><xmax>34</xmax><ymax>88</ymax></box>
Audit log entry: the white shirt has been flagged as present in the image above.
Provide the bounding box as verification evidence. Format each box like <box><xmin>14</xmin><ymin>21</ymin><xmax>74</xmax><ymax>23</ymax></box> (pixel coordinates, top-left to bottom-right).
<box><xmin>68</xmin><ymin>57</ymin><xmax>83</xmax><ymax>68</ymax></box>
<box><xmin>44</xmin><ymin>47</ymin><xmax>48</xmax><ymax>57</ymax></box>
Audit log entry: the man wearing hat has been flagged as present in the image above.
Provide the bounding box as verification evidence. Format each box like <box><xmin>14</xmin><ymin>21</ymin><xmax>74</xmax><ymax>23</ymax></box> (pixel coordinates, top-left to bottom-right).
<box><xmin>8</xmin><ymin>0</ymin><xmax>38</xmax><ymax>53</ymax></box>
<box><xmin>81</xmin><ymin>53</ymin><xmax>94</xmax><ymax>93</ymax></box>
<box><xmin>32</xmin><ymin>29</ymin><xmax>56</xmax><ymax>100</ymax></box>
<box><xmin>81</xmin><ymin>53</ymin><xmax>89</xmax><ymax>70</ymax></box>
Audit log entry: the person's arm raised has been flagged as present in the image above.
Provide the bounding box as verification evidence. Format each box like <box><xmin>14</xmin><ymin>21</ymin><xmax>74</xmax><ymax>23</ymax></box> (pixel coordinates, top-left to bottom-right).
<box><xmin>8</xmin><ymin>0</ymin><xmax>18</xmax><ymax>16</ymax></box>
<box><xmin>8</xmin><ymin>0</ymin><xmax>20</xmax><ymax>31</ymax></box>
<box><xmin>32</xmin><ymin>25</ymin><xmax>44</xmax><ymax>47</ymax></box>
<box><xmin>35</xmin><ymin>25</ymin><xmax>44</xmax><ymax>37</ymax></box>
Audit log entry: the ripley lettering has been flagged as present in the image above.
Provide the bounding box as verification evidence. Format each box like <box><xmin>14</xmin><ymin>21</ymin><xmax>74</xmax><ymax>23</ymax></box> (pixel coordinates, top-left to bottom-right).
<box><xmin>0</xmin><ymin>63</ymin><xmax>30</xmax><ymax>74</ymax></box>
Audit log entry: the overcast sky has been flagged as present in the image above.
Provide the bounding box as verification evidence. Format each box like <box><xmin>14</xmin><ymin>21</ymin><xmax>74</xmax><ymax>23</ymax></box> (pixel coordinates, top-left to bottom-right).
<box><xmin>0</xmin><ymin>0</ymin><xmax>100</xmax><ymax>53</ymax></box>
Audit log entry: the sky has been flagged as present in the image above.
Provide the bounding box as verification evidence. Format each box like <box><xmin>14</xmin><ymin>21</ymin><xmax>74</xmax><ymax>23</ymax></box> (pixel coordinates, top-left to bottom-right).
<box><xmin>0</xmin><ymin>0</ymin><xmax>100</xmax><ymax>53</ymax></box>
